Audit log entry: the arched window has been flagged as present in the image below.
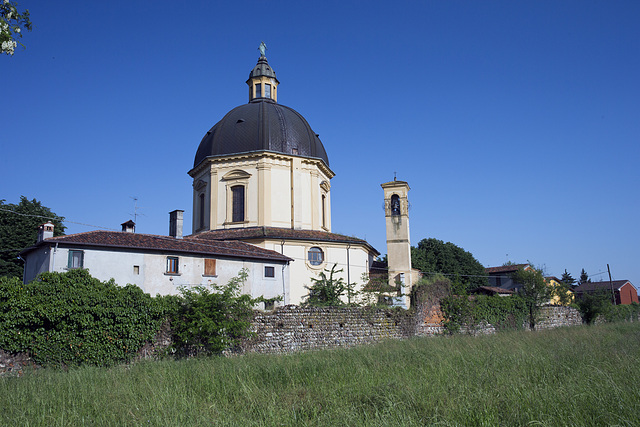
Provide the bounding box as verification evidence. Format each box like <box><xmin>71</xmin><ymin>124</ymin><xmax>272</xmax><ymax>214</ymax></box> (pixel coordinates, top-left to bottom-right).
<box><xmin>308</xmin><ymin>247</ymin><xmax>324</xmax><ymax>266</ymax></box>
<box><xmin>231</xmin><ymin>185</ymin><xmax>245</xmax><ymax>222</ymax></box>
<box><xmin>199</xmin><ymin>193</ymin><xmax>205</xmax><ymax>229</ymax></box>
<box><xmin>321</xmin><ymin>194</ymin><xmax>326</xmax><ymax>228</ymax></box>
<box><xmin>390</xmin><ymin>194</ymin><xmax>401</xmax><ymax>216</ymax></box>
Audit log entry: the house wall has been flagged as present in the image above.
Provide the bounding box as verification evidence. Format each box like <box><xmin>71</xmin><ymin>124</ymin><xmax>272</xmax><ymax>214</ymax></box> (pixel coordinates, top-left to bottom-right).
<box><xmin>190</xmin><ymin>153</ymin><xmax>333</xmax><ymax>234</ymax></box>
<box><xmin>24</xmin><ymin>246</ymin><xmax>288</xmax><ymax>303</ymax></box>
<box><xmin>22</xmin><ymin>246</ymin><xmax>52</xmax><ymax>282</ymax></box>
<box><xmin>259</xmin><ymin>239</ymin><xmax>375</xmax><ymax>305</ymax></box>
<box><xmin>618</xmin><ymin>283</ymin><xmax>639</xmax><ymax>305</ymax></box>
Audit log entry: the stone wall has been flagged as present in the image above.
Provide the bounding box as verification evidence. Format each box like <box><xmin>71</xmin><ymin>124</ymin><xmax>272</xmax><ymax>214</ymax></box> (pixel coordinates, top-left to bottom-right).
<box><xmin>534</xmin><ymin>306</ymin><xmax>583</xmax><ymax>330</ymax></box>
<box><xmin>237</xmin><ymin>304</ymin><xmax>584</xmax><ymax>355</ymax></box>
<box><xmin>238</xmin><ymin>305</ymin><xmax>415</xmax><ymax>354</ymax></box>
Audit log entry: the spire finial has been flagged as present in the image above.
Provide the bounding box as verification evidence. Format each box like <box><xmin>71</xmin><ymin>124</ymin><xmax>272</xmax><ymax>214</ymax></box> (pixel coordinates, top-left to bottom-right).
<box><xmin>259</xmin><ymin>41</ymin><xmax>267</xmax><ymax>57</ymax></box>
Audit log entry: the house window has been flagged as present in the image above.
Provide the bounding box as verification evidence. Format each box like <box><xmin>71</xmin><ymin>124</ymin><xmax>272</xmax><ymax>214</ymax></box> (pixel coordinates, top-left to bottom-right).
<box><xmin>308</xmin><ymin>247</ymin><xmax>324</xmax><ymax>266</ymax></box>
<box><xmin>264</xmin><ymin>83</ymin><xmax>271</xmax><ymax>99</ymax></box>
<box><xmin>199</xmin><ymin>193</ymin><xmax>205</xmax><ymax>230</ymax></box>
<box><xmin>265</xmin><ymin>266</ymin><xmax>275</xmax><ymax>278</ymax></box>
<box><xmin>255</xmin><ymin>83</ymin><xmax>261</xmax><ymax>98</ymax></box>
<box><xmin>166</xmin><ymin>257</ymin><xmax>179</xmax><ymax>274</ymax></box>
<box><xmin>390</xmin><ymin>194</ymin><xmax>401</xmax><ymax>216</ymax></box>
<box><xmin>67</xmin><ymin>250</ymin><xmax>84</xmax><ymax>269</ymax></box>
<box><xmin>231</xmin><ymin>185</ymin><xmax>245</xmax><ymax>222</ymax></box>
<box><xmin>322</xmin><ymin>194</ymin><xmax>326</xmax><ymax>228</ymax></box>
<box><xmin>133</xmin><ymin>265</ymin><xmax>140</xmax><ymax>275</ymax></box>
<box><xmin>204</xmin><ymin>258</ymin><xmax>216</xmax><ymax>276</ymax></box>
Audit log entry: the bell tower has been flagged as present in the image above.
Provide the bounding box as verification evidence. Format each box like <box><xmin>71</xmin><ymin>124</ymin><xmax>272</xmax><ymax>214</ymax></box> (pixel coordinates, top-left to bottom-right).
<box><xmin>381</xmin><ymin>178</ymin><xmax>413</xmax><ymax>307</ymax></box>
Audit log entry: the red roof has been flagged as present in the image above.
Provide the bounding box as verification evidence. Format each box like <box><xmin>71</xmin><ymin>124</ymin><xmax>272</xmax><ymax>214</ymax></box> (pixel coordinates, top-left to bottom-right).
<box><xmin>190</xmin><ymin>226</ymin><xmax>379</xmax><ymax>255</ymax></box>
<box><xmin>574</xmin><ymin>280</ymin><xmax>636</xmax><ymax>293</ymax></box>
<box><xmin>485</xmin><ymin>264</ymin><xmax>530</xmax><ymax>274</ymax></box>
<box><xmin>472</xmin><ymin>286</ymin><xmax>515</xmax><ymax>295</ymax></box>
<box><xmin>22</xmin><ymin>230</ymin><xmax>291</xmax><ymax>262</ymax></box>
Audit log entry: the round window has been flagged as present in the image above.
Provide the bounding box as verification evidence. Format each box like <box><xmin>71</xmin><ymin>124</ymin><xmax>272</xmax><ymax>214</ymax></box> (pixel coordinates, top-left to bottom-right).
<box><xmin>308</xmin><ymin>247</ymin><xmax>324</xmax><ymax>266</ymax></box>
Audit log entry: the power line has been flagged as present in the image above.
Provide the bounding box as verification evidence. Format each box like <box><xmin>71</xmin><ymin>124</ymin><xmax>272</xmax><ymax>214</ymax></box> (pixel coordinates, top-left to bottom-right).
<box><xmin>1</xmin><ymin>208</ymin><xmax>617</xmax><ymax>281</ymax></box>
<box><xmin>0</xmin><ymin>208</ymin><xmax>119</xmax><ymax>231</ymax></box>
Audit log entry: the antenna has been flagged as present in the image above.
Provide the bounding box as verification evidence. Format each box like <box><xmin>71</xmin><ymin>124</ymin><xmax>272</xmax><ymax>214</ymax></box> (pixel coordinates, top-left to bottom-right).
<box><xmin>130</xmin><ymin>196</ymin><xmax>146</xmax><ymax>224</ymax></box>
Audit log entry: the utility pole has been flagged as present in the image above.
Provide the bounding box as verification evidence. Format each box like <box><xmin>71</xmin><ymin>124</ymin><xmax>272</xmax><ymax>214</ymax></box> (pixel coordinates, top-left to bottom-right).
<box><xmin>607</xmin><ymin>264</ymin><xmax>616</xmax><ymax>305</ymax></box>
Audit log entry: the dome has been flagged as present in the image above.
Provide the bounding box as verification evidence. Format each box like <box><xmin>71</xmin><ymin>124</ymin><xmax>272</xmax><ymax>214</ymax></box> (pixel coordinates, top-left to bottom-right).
<box><xmin>193</xmin><ymin>99</ymin><xmax>330</xmax><ymax>168</ymax></box>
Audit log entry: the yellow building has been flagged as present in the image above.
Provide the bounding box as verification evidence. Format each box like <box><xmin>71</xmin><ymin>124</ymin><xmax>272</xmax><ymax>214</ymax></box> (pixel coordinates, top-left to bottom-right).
<box><xmin>545</xmin><ymin>276</ymin><xmax>574</xmax><ymax>305</ymax></box>
<box><xmin>188</xmin><ymin>45</ymin><xmax>379</xmax><ymax>306</ymax></box>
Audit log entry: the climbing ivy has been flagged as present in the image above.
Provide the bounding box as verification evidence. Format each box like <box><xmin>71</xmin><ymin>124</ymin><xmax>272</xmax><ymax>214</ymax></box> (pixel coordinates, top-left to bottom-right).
<box><xmin>0</xmin><ymin>269</ymin><xmax>169</xmax><ymax>367</ymax></box>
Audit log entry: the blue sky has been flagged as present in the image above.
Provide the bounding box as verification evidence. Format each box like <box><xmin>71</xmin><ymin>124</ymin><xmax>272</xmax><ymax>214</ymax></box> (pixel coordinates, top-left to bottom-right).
<box><xmin>3</xmin><ymin>0</ymin><xmax>639</xmax><ymax>286</ymax></box>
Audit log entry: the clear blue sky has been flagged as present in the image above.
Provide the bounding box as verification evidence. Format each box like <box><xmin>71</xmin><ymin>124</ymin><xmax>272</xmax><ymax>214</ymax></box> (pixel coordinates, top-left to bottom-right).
<box><xmin>3</xmin><ymin>0</ymin><xmax>639</xmax><ymax>286</ymax></box>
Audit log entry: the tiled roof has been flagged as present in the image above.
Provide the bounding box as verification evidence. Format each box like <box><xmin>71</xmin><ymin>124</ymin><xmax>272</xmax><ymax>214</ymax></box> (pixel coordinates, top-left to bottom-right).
<box><xmin>574</xmin><ymin>280</ymin><xmax>635</xmax><ymax>293</ymax></box>
<box><xmin>189</xmin><ymin>227</ymin><xmax>379</xmax><ymax>255</ymax></box>
<box><xmin>485</xmin><ymin>264</ymin><xmax>530</xmax><ymax>274</ymax></box>
<box><xmin>21</xmin><ymin>231</ymin><xmax>291</xmax><ymax>262</ymax></box>
<box><xmin>472</xmin><ymin>286</ymin><xmax>515</xmax><ymax>295</ymax></box>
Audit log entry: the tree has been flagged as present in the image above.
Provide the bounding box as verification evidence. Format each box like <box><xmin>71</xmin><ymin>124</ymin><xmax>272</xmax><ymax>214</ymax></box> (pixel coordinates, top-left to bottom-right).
<box><xmin>561</xmin><ymin>269</ymin><xmax>577</xmax><ymax>289</ymax></box>
<box><xmin>0</xmin><ymin>197</ymin><xmax>66</xmax><ymax>279</ymax></box>
<box><xmin>579</xmin><ymin>268</ymin><xmax>590</xmax><ymax>286</ymax></box>
<box><xmin>552</xmin><ymin>280</ymin><xmax>573</xmax><ymax>306</ymax></box>
<box><xmin>1</xmin><ymin>1</ymin><xmax>31</xmax><ymax>56</ymax></box>
<box><xmin>512</xmin><ymin>266</ymin><xmax>550</xmax><ymax>329</ymax></box>
<box><xmin>411</xmin><ymin>238</ymin><xmax>487</xmax><ymax>291</ymax></box>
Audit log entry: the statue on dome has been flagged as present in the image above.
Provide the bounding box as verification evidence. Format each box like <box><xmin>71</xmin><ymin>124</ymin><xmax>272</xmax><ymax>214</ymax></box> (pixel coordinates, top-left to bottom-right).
<box><xmin>259</xmin><ymin>41</ymin><xmax>267</xmax><ymax>57</ymax></box>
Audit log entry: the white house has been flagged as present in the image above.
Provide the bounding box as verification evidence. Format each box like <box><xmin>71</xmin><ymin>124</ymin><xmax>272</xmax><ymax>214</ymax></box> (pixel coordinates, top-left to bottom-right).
<box><xmin>21</xmin><ymin>215</ymin><xmax>291</xmax><ymax>305</ymax></box>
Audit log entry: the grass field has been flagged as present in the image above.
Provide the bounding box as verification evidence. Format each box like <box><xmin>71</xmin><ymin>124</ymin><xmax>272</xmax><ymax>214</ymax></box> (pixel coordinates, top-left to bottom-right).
<box><xmin>1</xmin><ymin>322</ymin><xmax>639</xmax><ymax>426</ymax></box>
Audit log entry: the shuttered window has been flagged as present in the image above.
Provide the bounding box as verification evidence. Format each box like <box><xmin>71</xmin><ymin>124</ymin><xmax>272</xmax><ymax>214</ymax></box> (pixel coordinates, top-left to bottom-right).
<box><xmin>204</xmin><ymin>259</ymin><xmax>216</xmax><ymax>276</ymax></box>
<box><xmin>166</xmin><ymin>257</ymin><xmax>179</xmax><ymax>274</ymax></box>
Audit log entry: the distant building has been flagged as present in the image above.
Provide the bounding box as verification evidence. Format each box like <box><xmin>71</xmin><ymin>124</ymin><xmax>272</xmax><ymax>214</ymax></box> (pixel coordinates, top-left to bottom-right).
<box><xmin>485</xmin><ymin>264</ymin><xmax>533</xmax><ymax>292</ymax></box>
<box><xmin>573</xmin><ymin>280</ymin><xmax>639</xmax><ymax>305</ymax></box>
<box><xmin>545</xmin><ymin>276</ymin><xmax>574</xmax><ymax>305</ymax></box>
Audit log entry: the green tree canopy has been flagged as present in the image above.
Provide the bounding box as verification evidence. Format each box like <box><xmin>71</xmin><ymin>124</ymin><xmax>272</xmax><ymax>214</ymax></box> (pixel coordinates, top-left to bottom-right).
<box><xmin>512</xmin><ymin>266</ymin><xmax>550</xmax><ymax>329</ymax></box>
<box><xmin>561</xmin><ymin>269</ymin><xmax>576</xmax><ymax>288</ymax></box>
<box><xmin>579</xmin><ymin>268</ymin><xmax>590</xmax><ymax>286</ymax></box>
<box><xmin>0</xmin><ymin>197</ymin><xmax>66</xmax><ymax>279</ymax></box>
<box><xmin>411</xmin><ymin>238</ymin><xmax>487</xmax><ymax>291</ymax></box>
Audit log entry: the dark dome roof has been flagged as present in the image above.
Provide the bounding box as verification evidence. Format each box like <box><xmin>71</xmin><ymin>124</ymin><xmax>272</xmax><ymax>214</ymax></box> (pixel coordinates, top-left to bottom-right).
<box><xmin>194</xmin><ymin>99</ymin><xmax>329</xmax><ymax>168</ymax></box>
<box><xmin>248</xmin><ymin>56</ymin><xmax>278</xmax><ymax>82</ymax></box>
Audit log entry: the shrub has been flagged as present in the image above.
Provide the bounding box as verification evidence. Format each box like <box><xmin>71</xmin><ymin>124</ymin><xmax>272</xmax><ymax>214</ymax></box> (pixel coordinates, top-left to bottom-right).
<box><xmin>576</xmin><ymin>290</ymin><xmax>612</xmax><ymax>325</ymax></box>
<box><xmin>169</xmin><ymin>269</ymin><xmax>263</xmax><ymax>356</ymax></box>
<box><xmin>0</xmin><ymin>269</ymin><xmax>168</xmax><ymax>367</ymax></box>
<box><xmin>603</xmin><ymin>302</ymin><xmax>640</xmax><ymax>323</ymax></box>
<box><xmin>302</xmin><ymin>264</ymin><xmax>355</xmax><ymax>306</ymax></box>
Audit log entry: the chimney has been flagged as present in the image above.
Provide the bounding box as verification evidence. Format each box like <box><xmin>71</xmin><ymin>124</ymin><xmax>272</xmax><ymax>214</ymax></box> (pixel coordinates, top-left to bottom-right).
<box><xmin>37</xmin><ymin>222</ymin><xmax>55</xmax><ymax>242</ymax></box>
<box><xmin>169</xmin><ymin>210</ymin><xmax>184</xmax><ymax>239</ymax></box>
<box><xmin>121</xmin><ymin>220</ymin><xmax>136</xmax><ymax>233</ymax></box>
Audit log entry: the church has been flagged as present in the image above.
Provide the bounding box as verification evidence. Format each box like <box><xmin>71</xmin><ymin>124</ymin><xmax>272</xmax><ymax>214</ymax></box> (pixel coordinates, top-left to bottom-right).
<box><xmin>21</xmin><ymin>45</ymin><xmax>416</xmax><ymax>307</ymax></box>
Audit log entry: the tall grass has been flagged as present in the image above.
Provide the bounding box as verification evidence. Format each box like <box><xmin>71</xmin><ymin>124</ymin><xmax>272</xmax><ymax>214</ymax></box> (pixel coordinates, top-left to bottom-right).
<box><xmin>2</xmin><ymin>322</ymin><xmax>639</xmax><ymax>426</ymax></box>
